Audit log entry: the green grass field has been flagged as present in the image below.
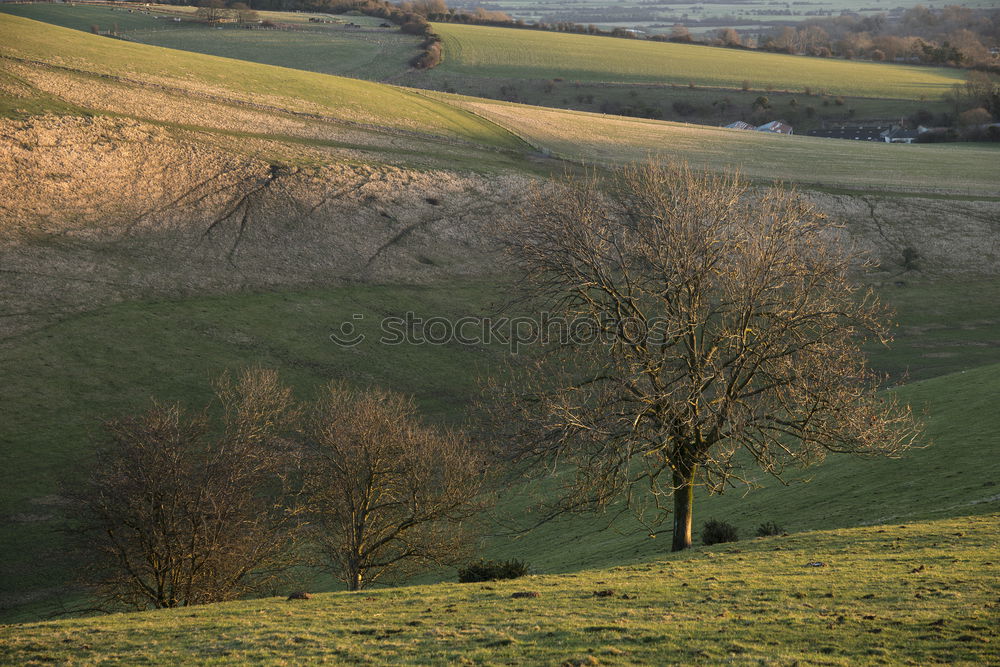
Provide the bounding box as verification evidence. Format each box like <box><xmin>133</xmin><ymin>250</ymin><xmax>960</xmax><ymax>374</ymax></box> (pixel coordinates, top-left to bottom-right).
<box><xmin>0</xmin><ymin>14</ymin><xmax>522</xmax><ymax>150</ymax></box>
<box><xmin>2</xmin><ymin>514</ymin><xmax>996</xmax><ymax>664</ymax></box>
<box><xmin>0</xmin><ymin>3</ymin><xmax>421</xmax><ymax>81</ymax></box>
<box><xmin>445</xmin><ymin>96</ymin><xmax>1000</xmax><ymax>195</ymax></box>
<box><xmin>2</xmin><ymin>3</ymin><xmax>968</xmax><ymax>131</ymax></box>
<box><xmin>430</xmin><ymin>23</ymin><xmax>966</xmax><ymax>100</ymax></box>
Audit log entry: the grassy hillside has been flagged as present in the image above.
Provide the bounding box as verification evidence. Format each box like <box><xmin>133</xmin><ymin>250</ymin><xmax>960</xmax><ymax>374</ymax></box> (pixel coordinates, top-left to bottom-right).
<box><xmin>2</xmin><ymin>280</ymin><xmax>999</xmax><ymax>621</ymax></box>
<box><xmin>3</xmin><ymin>15</ymin><xmax>996</xmax><ymax>194</ymax></box>
<box><xmin>445</xmin><ymin>96</ymin><xmax>1000</xmax><ymax>195</ymax></box>
<box><xmin>0</xmin><ymin>14</ymin><xmax>522</xmax><ymax>150</ymax></box>
<box><xmin>1</xmin><ymin>4</ymin><xmax>963</xmax><ymax>130</ymax></box>
<box><xmin>2</xmin><ymin>514</ymin><xmax>996</xmax><ymax>664</ymax></box>
<box><xmin>0</xmin><ymin>3</ymin><xmax>420</xmax><ymax>81</ymax></box>
<box><xmin>431</xmin><ymin>23</ymin><xmax>965</xmax><ymax>100</ymax></box>
<box><xmin>2</xmin><ymin>9</ymin><xmax>999</xmax><ymax>628</ymax></box>
<box><xmin>483</xmin><ymin>355</ymin><xmax>1000</xmax><ymax>577</ymax></box>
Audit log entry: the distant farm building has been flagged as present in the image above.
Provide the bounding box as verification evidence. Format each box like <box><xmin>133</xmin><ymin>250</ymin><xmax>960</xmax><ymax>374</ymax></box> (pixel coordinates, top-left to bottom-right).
<box><xmin>883</xmin><ymin>127</ymin><xmax>920</xmax><ymax>143</ymax></box>
<box><xmin>807</xmin><ymin>125</ymin><xmax>888</xmax><ymax>141</ymax></box>
<box><xmin>756</xmin><ymin>120</ymin><xmax>793</xmax><ymax>134</ymax></box>
<box><xmin>806</xmin><ymin>123</ymin><xmax>922</xmax><ymax>143</ymax></box>
<box><xmin>724</xmin><ymin>120</ymin><xmax>793</xmax><ymax>135</ymax></box>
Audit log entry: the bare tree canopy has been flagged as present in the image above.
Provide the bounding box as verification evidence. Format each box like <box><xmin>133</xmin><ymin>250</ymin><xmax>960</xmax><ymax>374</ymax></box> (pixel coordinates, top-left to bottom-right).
<box><xmin>302</xmin><ymin>382</ymin><xmax>488</xmax><ymax>590</ymax></box>
<box><xmin>497</xmin><ymin>162</ymin><xmax>921</xmax><ymax>551</ymax></box>
<box><xmin>67</xmin><ymin>368</ymin><xmax>302</xmax><ymax>610</ymax></box>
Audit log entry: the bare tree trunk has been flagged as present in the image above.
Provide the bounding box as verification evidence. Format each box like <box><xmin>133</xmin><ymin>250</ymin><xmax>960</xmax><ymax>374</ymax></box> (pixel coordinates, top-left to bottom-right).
<box><xmin>671</xmin><ymin>461</ymin><xmax>697</xmax><ymax>551</ymax></box>
<box><xmin>347</xmin><ymin>564</ymin><xmax>363</xmax><ymax>591</ymax></box>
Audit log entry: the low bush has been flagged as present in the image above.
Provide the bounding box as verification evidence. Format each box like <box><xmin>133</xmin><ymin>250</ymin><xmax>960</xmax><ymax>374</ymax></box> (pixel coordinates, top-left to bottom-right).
<box><xmin>457</xmin><ymin>558</ymin><xmax>530</xmax><ymax>583</ymax></box>
<box><xmin>756</xmin><ymin>521</ymin><xmax>784</xmax><ymax>537</ymax></box>
<box><xmin>701</xmin><ymin>519</ymin><xmax>739</xmax><ymax>545</ymax></box>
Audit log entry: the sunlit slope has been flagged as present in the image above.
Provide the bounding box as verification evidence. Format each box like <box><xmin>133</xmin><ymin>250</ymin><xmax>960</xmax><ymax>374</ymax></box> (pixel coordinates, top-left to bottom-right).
<box><xmin>0</xmin><ymin>14</ymin><xmax>522</xmax><ymax>149</ymax></box>
<box><xmin>448</xmin><ymin>97</ymin><xmax>1000</xmax><ymax>195</ymax></box>
<box><xmin>0</xmin><ymin>3</ymin><xmax>420</xmax><ymax>81</ymax></box>
<box><xmin>433</xmin><ymin>23</ymin><xmax>965</xmax><ymax>100</ymax></box>
<box><xmin>1</xmin><ymin>514</ymin><xmax>996</xmax><ymax>664</ymax></box>
<box><xmin>3</xmin><ymin>16</ymin><xmax>995</xmax><ymax>194</ymax></box>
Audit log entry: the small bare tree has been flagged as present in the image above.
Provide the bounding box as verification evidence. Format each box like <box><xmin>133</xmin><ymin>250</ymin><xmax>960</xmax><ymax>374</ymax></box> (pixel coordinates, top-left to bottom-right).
<box><xmin>196</xmin><ymin>0</ymin><xmax>229</xmax><ymax>22</ymax></box>
<box><xmin>302</xmin><ymin>382</ymin><xmax>488</xmax><ymax>591</ymax></box>
<box><xmin>68</xmin><ymin>368</ymin><xmax>302</xmax><ymax>610</ymax></box>
<box><xmin>498</xmin><ymin>162</ymin><xmax>921</xmax><ymax>551</ymax></box>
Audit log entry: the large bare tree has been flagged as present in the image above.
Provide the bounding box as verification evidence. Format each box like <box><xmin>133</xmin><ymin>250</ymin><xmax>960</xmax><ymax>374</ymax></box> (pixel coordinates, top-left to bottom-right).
<box><xmin>498</xmin><ymin>162</ymin><xmax>921</xmax><ymax>551</ymax></box>
<box><xmin>68</xmin><ymin>368</ymin><xmax>302</xmax><ymax>610</ymax></box>
<box><xmin>302</xmin><ymin>382</ymin><xmax>488</xmax><ymax>591</ymax></box>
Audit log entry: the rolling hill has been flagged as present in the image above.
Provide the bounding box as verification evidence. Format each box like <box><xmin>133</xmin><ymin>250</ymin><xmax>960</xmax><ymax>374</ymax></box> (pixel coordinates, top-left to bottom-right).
<box><xmin>429</xmin><ymin>22</ymin><xmax>965</xmax><ymax>100</ymax></box>
<box><xmin>6</xmin><ymin>14</ymin><xmax>996</xmax><ymax>195</ymax></box>
<box><xmin>1</xmin><ymin>9</ymin><xmax>999</xmax><ymax>637</ymax></box>
<box><xmin>0</xmin><ymin>3</ymin><xmax>422</xmax><ymax>81</ymax></box>
<box><xmin>2</xmin><ymin>3</ymin><xmax>973</xmax><ymax>131</ymax></box>
<box><xmin>0</xmin><ymin>13</ymin><xmax>522</xmax><ymax>151</ymax></box>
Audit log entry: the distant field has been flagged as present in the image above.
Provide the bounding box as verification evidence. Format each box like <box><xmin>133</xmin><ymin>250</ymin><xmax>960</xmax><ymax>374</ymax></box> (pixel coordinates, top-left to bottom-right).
<box><xmin>2</xmin><ymin>514</ymin><xmax>996</xmax><ymax>664</ymax></box>
<box><xmin>431</xmin><ymin>23</ymin><xmax>966</xmax><ymax>100</ymax></box>
<box><xmin>0</xmin><ymin>14</ymin><xmax>522</xmax><ymax>150</ymax></box>
<box><xmin>0</xmin><ymin>4</ymin><xmax>961</xmax><ymax>130</ymax></box>
<box><xmin>446</xmin><ymin>96</ymin><xmax>1000</xmax><ymax>195</ymax></box>
<box><xmin>471</xmin><ymin>0</ymin><xmax>1000</xmax><ymax>32</ymax></box>
<box><xmin>0</xmin><ymin>3</ymin><xmax>419</xmax><ymax>81</ymax></box>
<box><xmin>4</xmin><ymin>14</ymin><xmax>993</xmax><ymax>194</ymax></box>
<box><xmin>134</xmin><ymin>28</ymin><xmax>416</xmax><ymax>80</ymax></box>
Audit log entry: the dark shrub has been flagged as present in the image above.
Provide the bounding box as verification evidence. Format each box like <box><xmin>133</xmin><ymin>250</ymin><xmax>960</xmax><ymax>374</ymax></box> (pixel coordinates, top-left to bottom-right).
<box><xmin>755</xmin><ymin>521</ymin><xmax>784</xmax><ymax>537</ymax></box>
<box><xmin>458</xmin><ymin>558</ymin><xmax>530</xmax><ymax>583</ymax></box>
<box><xmin>411</xmin><ymin>41</ymin><xmax>441</xmax><ymax>69</ymax></box>
<box><xmin>701</xmin><ymin>519</ymin><xmax>739</xmax><ymax>545</ymax></box>
<box><xmin>672</xmin><ymin>100</ymin><xmax>697</xmax><ymax>116</ymax></box>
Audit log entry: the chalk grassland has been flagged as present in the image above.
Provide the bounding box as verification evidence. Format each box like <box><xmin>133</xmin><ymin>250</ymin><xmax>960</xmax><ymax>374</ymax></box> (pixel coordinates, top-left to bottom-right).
<box><xmin>0</xmin><ymin>3</ymin><xmax>956</xmax><ymax>129</ymax></box>
<box><xmin>1</xmin><ymin>514</ymin><xmax>997</xmax><ymax>665</ymax></box>
<box><xmin>0</xmin><ymin>3</ymin><xmax>421</xmax><ymax>81</ymax></box>
<box><xmin>431</xmin><ymin>23</ymin><xmax>966</xmax><ymax>100</ymax></box>
<box><xmin>445</xmin><ymin>96</ymin><xmax>1000</xmax><ymax>195</ymax></box>
<box><xmin>0</xmin><ymin>14</ymin><xmax>523</xmax><ymax>151</ymax></box>
<box><xmin>1</xmin><ymin>12</ymin><xmax>999</xmax><ymax>626</ymax></box>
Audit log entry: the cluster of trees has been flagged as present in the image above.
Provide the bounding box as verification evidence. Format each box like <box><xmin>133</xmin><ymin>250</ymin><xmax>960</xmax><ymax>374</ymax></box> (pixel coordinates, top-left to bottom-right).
<box><xmin>195</xmin><ymin>0</ymin><xmax>261</xmax><ymax>23</ymax></box>
<box><xmin>68</xmin><ymin>163</ymin><xmax>921</xmax><ymax>611</ymax></box>
<box><xmin>946</xmin><ymin>71</ymin><xmax>1000</xmax><ymax>129</ymax></box>
<box><xmin>68</xmin><ymin>370</ymin><xmax>487</xmax><ymax>609</ymax></box>
<box><xmin>749</xmin><ymin>5</ymin><xmax>999</xmax><ymax>70</ymax></box>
